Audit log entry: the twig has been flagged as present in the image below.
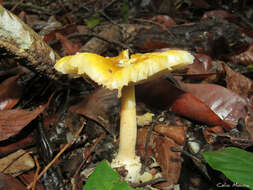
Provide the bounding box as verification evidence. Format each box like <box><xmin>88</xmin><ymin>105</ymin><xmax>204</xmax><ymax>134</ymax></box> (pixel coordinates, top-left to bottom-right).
<box><xmin>32</xmin><ymin>156</ymin><xmax>40</xmax><ymax>190</ymax></box>
<box><xmin>26</xmin><ymin>121</ymin><xmax>86</xmax><ymax>189</ymax></box>
<box><xmin>132</xmin><ymin>177</ymin><xmax>167</xmax><ymax>188</ymax></box>
<box><xmin>10</xmin><ymin>0</ymin><xmax>24</xmax><ymax>12</ymax></box>
<box><xmin>73</xmin><ymin>133</ymin><xmax>105</xmax><ymax>179</ymax></box>
<box><xmin>49</xmin><ymin>32</ymin><xmax>131</xmax><ymax>51</ymax></box>
<box><xmin>3</xmin><ymin>2</ymin><xmax>52</xmax><ymax>15</ymax></box>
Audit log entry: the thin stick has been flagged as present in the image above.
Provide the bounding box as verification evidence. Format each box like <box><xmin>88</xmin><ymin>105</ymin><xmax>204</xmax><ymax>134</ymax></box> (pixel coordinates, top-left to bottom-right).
<box><xmin>27</xmin><ymin>121</ymin><xmax>86</xmax><ymax>189</ymax></box>
<box><xmin>32</xmin><ymin>156</ymin><xmax>40</xmax><ymax>190</ymax></box>
<box><xmin>73</xmin><ymin>133</ymin><xmax>105</xmax><ymax>179</ymax></box>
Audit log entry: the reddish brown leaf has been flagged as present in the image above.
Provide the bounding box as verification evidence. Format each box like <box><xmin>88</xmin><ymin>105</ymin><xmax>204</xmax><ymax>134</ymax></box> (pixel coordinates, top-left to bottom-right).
<box><xmin>138</xmin><ymin>40</ymin><xmax>170</xmax><ymax>51</ymax></box>
<box><xmin>137</xmin><ymin>79</ymin><xmax>233</xmax><ymax>129</ymax></box>
<box><xmin>55</xmin><ymin>32</ymin><xmax>80</xmax><ymax>55</ymax></box>
<box><xmin>137</xmin><ymin>127</ymin><xmax>156</xmax><ymax>158</ymax></box>
<box><xmin>18</xmin><ymin>170</ymin><xmax>45</xmax><ymax>190</ymax></box>
<box><xmin>187</xmin><ymin>54</ymin><xmax>213</xmax><ymax>74</ymax></box>
<box><xmin>137</xmin><ymin>127</ymin><xmax>182</xmax><ymax>185</ymax></box>
<box><xmin>229</xmin><ymin>42</ymin><xmax>253</xmax><ymax>65</ymax></box>
<box><xmin>0</xmin><ymin>136</ymin><xmax>35</xmax><ymax>157</ymax></box>
<box><xmin>69</xmin><ymin>88</ymin><xmax>119</xmax><ymax>135</ymax></box>
<box><xmin>0</xmin><ymin>172</ymin><xmax>26</xmax><ymax>190</ymax></box>
<box><xmin>154</xmin><ymin>125</ymin><xmax>185</xmax><ymax>145</ymax></box>
<box><xmin>154</xmin><ymin>136</ymin><xmax>181</xmax><ymax>184</ymax></box>
<box><xmin>43</xmin><ymin>24</ymin><xmax>78</xmax><ymax>43</ymax></box>
<box><xmin>201</xmin><ymin>10</ymin><xmax>237</xmax><ymax>20</ymax></box>
<box><xmin>0</xmin><ymin>75</ymin><xmax>22</xmax><ymax>110</ymax></box>
<box><xmin>224</xmin><ymin>65</ymin><xmax>253</xmax><ymax>97</ymax></box>
<box><xmin>170</xmin><ymin>93</ymin><xmax>233</xmax><ymax>130</ymax></box>
<box><xmin>192</xmin><ymin>0</ymin><xmax>210</xmax><ymax>9</ymax></box>
<box><xmin>203</xmin><ymin>126</ymin><xmax>225</xmax><ymax>144</ymax></box>
<box><xmin>182</xmin><ymin>83</ymin><xmax>249</xmax><ymax>126</ymax></box>
<box><xmin>0</xmin><ymin>105</ymin><xmax>45</xmax><ymax>141</ymax></box>
<box><xmin>152</xmin><ymin>15</ymin><xmax>177</xmax><ymax>26</ymax></box>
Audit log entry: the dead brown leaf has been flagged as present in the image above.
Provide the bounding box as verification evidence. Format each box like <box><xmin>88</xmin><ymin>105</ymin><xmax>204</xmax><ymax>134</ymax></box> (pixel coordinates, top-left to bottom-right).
<box><xmin>0</xmin><ymin>149</ymin><xmax>34</xmax><ymax>176</ymax></box>
<box><xmin>224</xmin><ymin>65</ymin><xmax>253</xmax><ymax>97</ymax></box>
<box><xmin>182</xmin><ymin>83</ymin><xmax>249</xmax><ymax>126</ymax></box>
<box><xmin>154</xmin><ymin>136</ymin><xmax>182</xmax><ymax>184</ymax></box>
<box><xmin>69</xmin><ymin>88</ymin><xmax>119</xmax><ymax>135</ymax></box>
<box><xmin>0</xmin><ymin>172</ymin><xmax>26</xmax><ymax>190</ymax></box>
<box><xmin>0</xmin><ymin>75</ymin><xmax>22</xmax><ymax>110</ymax></box>
<box><xmin>55</xmin><ymin>32</ymin><xmax>80</xmax><ymax>55</ymax></box>
<box><xmin>229</xmin><ymin>42</ymin><xmax>253</xmax><ymax>65</ymax></box>
<box><xmin>0</xmin><ymin>105</ymin><xmax>45</xmax><ymax>141</ymax></box>
<box><xmin>154</xmin><ymin>125</ymin><xmax>185</xmax><ymax>145</ymax></box>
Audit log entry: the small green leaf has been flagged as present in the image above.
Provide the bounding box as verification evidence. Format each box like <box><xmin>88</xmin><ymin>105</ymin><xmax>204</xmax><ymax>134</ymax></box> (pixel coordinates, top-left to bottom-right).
<box><xmin>121</xmin><ymin>0</ymin><xmax>129</xmax><ymax>23</ymax></box>
<box><xmin>83</xmin><ymin>160</ymin><xmax>144</xmax><ymax>190</ymax></box>
<box><xmin>86</xmin><ymin>13</ymin><xmax>100</xmax><ymax>28</ymax></box>
<box><xmin>202</xmin><ymin>147</ymin><xmax>253</xmax><ymax>189</ymax></box>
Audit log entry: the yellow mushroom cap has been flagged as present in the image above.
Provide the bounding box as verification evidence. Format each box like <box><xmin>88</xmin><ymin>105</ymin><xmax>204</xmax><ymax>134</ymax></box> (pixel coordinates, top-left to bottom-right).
<box><xmin>54</xmin><ymin>50</ymin><xmax>194</xmax><ymax>96</ymax></box>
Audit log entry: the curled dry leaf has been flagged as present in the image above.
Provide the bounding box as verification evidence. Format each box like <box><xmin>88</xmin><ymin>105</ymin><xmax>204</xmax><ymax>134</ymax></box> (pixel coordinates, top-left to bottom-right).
<box><xmin>170</xmin><ymin>92</ymin><xmax>233</xmax><ymax>130</ymax></box>
<box><xmin>154</xmin><ymin>125</ymin><xmax>185</xmax><ymax>145</ymax></box>
<box><xmin>0</xmin><ymin>172</ymin><xmax>26</xmax><ymax>190</ymax></box>
<box><xmin>152</xmin><ymin>15</ymin><xmax>177</xmax><ymax>26</ymax></box>
<box><xmin>0</xmin><ymin>105</ymin><xmax>45</xmax><ymax>141</ymax></box>
<box><xmin>55</xmin><ymin>32</ymin><xmax>80</xmax><ymax>55</ymax></box>
<box><xmin>0</xmin><ymin>75</ymin><xmax>22</xmax><ymax>110</ymax></box>
<box><xmin>186</xmin><ymin>53</ymin><xmax>215</xmax><ymax>74</ymax></box>
<box><xmin>137</xmin><ymin>126</ymin><xmax>183</xmax><ymax>186</ymax></box>
<box><xmin>229</xmin><ymin>42</ymin><xmax>253</xmax><ymax>65</ymax></box>
<box><xmin>0</xmin><ymin>136</ymin><xmax>35</xmax><ymax>158</ymax></box>
<box><xmin>201</xmin><ymin>10</ymin><xmax>237</xmax><ymax>21</ymax></box>
<box><xmin>69</xmin><ymin>88</ymin><xmax>119</xmax><ymax>135</ymax></box>
<box><xmin>18</xmin><ymin>170</ymin><xmax>45</xmax><ymax>190</ymax></box>
<box><xmin>224</xmin><ymin>65</ymin><xmax>253</xmax><ymax>97</ymax></box>
<box><xmin>154</xmin><ymin>136</ymin><xmax>182</xmax><ymax>184</ymax></box>
<box><xmin>137</xmin><ymin>79</ymin><xmax>233</xmax><ymax>129</ymax></box>
<box><xmin>0</xmin><ymin>149</ymin><xmax>34</xmax><ymax>176</ymax></box>
<box><xmin>182</xmin><ymin>83</ymin><xmax>249</xmax><ymax>127</ymax></box>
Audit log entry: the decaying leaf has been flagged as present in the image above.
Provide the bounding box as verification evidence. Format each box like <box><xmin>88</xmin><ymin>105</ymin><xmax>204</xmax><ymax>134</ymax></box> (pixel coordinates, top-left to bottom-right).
<box><xmin>55</xmin><ymin>32</ymin><xmax>80</xmax><ymax>55</ymax></box>
<box><xmin>0</xmin><ymin>149</ymin><xmax>34</xmax><ymax>176</ymax></box>
<box><xmin>154</xmin><ymin>125</ymin><xmax>185</xmax><ymax>145</ymax></box>
<box><xmin>224</xmin><ymin>65</ymin><xmax>253</xmax><ymax>97</ymax></box>
<box><xmin>137</xmin><ymin>125</ymin><xmax>184</xmax><ymax>186</ymax></box>
<box><xmin>0</xmin><ymin>172</ymin><xmax>26</xmax><ymax>190</ymax></box>
<box><xmin>0</xmin><ymin>105</ymin><xmax>45</xmax><ymax>141</ymax></box>
<box><xmin>137</xmin><ymin>79</ymin><xmax>234</xmax><ymax>129</ymax></box>
<box><xmin>0</xmin><ymin>75</ymin><xmax>22</xmax><ymax>110</ymax></box>
<box><xmin>69</xmin><ymin>88</ymin><xmax>119</xmax><ymax>135</ymax></box>
<box><xmin>182</xmin><ymin>83</ymin><xmax>249</xmax><ymax>127</ymax></box>
<box><xmin>229</xmin><ymin>42</ymin><xmax>253</xmax><ymax>65</ymax></box>
<box><xmin>154</xmin><ymin>136</ymin><xmax>182</xmax><ymax>184</ymax></box>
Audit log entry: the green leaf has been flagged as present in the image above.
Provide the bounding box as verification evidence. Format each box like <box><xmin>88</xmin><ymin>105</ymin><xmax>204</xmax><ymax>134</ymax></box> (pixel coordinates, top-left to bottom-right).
<box><xmin>86</xmin><ymin>13</ymin><xmax>100</xmax><ymax>28</ymax></box>
<box><xmin>83</xmin><ymin>160</ymin><xmax>144</xmax><ymax>190</ymax></box>
<box><xmin>202</xmin><ymin>147</ymin><xmax>253</xmax><ymax>189</ymax></box>
<box><xmin>121</xmin><ymin>0</ymin><xmax>129</xmax><ymax>23</ymax></box>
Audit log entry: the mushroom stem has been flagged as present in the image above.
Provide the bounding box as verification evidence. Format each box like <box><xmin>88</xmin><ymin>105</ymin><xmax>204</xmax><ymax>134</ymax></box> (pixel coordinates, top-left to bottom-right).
<box><xmin>111</xmin><ymin>84</ymin><xmax>142</xmax><ymax>182</ymax></box>
<box><xmin>118</xmin><ymin>84</ymin><xmax>137</xmax><ymax>161</ymax></box>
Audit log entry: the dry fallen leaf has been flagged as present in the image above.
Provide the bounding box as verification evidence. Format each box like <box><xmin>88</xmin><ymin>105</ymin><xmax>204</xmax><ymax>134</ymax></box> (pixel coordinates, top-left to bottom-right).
<box><xmin>69</xmin><ymin>88</ymin><xmax>119</xmax><ymax>135</ymax></box>
<box><xmin>0</xmin><ymin>149</ymin><xmax>34</xmax><ymax>176</ymax></box>
<box><xmin>0</xmin><ymin>172</ymin><xmax>26</xmax><ymax>190</ymax></box>
<box><xmin>224</xmin><ymin>65</ymin><xmax>253</xmax><ymax>97</ymax></box>
<box><xmin>0</xmin><ymin>105</ymin><xmax>45</xmax><ymax>141</ymax></box>
<box><xmin>0</xmin><ymin>75</ymin><xmax>22</xmax><ymax>110</ymax></box>
<box><xmin>154</xmin><ymin>136</ymin><xmax>182</xmax><ymax>184</ymax></box>
<box><xmin>182</xmin><ymin>83</ymin><xmax>249</xmax><ymax>127</ymax></box>
<box><xmin>154</xmin><ymin>125</ymin><xmax>185</xmax><ymax>145</ymax></box>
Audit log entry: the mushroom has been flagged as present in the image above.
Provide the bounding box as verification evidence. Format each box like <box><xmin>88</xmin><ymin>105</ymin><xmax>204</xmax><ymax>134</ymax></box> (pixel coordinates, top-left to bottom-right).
<box><xmin>54</xmin><ymin>49</ymin><xmax>194</xmax><ymax>182</ymax></box>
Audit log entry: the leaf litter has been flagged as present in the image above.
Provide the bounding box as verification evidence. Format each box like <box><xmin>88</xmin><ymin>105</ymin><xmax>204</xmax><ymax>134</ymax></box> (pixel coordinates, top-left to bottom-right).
<box><xmin>0</xmin><ymin>0</ymin><xmax>253</xmax><ymax>189</ymax></box>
